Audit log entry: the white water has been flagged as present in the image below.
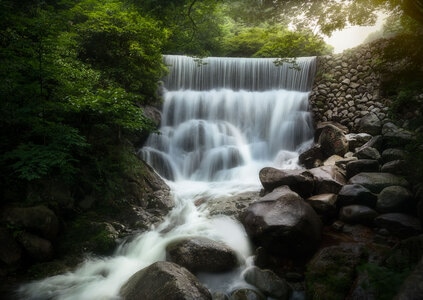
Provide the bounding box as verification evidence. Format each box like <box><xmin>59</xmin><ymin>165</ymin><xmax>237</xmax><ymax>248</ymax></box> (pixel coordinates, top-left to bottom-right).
<box><xmin>18</xmin><ymin>55</ymin><xmax>316</xmax><ymax>299</ymax></box>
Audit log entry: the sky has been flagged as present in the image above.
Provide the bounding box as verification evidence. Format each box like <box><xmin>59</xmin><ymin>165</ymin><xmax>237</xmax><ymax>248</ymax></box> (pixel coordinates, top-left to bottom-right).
<box><xmin>325</xmin><ymin>14</ymin><xmax>387</xmax><ymax>53</ymax></box>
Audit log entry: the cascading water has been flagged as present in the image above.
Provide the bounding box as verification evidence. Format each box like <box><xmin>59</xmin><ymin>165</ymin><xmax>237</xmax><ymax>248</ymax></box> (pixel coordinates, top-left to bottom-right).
<box><xmin>18</xmin><ymin>55</ymin><xmax>316</xmax><ymax>299</ymax></box>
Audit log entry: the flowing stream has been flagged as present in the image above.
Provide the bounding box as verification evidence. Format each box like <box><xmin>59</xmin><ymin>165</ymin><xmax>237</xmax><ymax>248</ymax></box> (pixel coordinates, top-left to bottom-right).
<box><xmin>18</xmin><ymin>55</ymin><xmax>316</xmax><ymax>299</ymax></box>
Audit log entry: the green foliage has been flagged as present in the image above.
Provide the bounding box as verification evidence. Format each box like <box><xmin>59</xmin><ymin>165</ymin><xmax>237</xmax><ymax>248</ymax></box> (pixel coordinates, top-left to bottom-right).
<box><xmin>223</xmin><ymin>25</ymin><xmax>333</xmax><ymax>58</ymax></box>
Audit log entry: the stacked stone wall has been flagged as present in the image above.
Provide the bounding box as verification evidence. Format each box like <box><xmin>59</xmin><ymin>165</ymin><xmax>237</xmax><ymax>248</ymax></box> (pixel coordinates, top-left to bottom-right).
<box><xmin>310</xmin><ymin>43</ymin><xmax>389</xmax><ymax>131</ymax></box>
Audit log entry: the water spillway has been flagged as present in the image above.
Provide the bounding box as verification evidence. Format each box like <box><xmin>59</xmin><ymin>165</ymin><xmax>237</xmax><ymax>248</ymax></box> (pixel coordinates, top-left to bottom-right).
<box><xmin>140</xmin><ymin>55</ymin><xmax>316</xmax><ymax>182</ymax></box>
<box><xmin>18</xmin><ymin>55</ymin><xmax>316</xmax><ymax>299</ymax></box>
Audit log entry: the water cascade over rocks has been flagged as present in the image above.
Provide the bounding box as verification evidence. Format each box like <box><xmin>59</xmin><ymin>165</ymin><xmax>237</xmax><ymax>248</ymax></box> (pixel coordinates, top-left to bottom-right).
<box><xmin>18</xmin><ymin>55</ymin><xmax>317</xmax><ymax>299</ymax></box>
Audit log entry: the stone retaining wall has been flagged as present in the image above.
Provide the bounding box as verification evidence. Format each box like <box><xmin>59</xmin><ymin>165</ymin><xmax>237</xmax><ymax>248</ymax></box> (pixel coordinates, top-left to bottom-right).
<box><xmin>310</xmin><ymin>42</ymin><xmax>390</xmax><ymax>131</ymax></box>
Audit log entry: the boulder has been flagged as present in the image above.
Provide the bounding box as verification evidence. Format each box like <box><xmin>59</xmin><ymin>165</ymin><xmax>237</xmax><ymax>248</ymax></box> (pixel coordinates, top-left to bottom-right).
<box><xmin>306</xmin><ymin>244</ymin><xmax>364</xmax><ymax>300</ymax></box>
<box><xmin>317</xmin><ymin>124</ymin><xmax>349</xmax><ymax>158</ymax></box>
<box><xmin>381</xmin><ymin>160</ymin><xmax>407</xmax><ymax>176</ymax></box>
<box><xmin>166</xmin><ymin>237</ymin><xmax>239</xmax><ymax>273</ymax></box>
<box><xmin>0</xmin><ymin>205</ymin><xmax>59</xmax><ymax>240</ymax></box>
<box><xmin>298</xmin><ymin>144</ymin><xmax>324</xmax><ymax>169</ymax></box>
<box><xmin>376</xmin><ymin>186</ymin><xmax>414</xmax><ymax>214</ymax></box>
<box><xmin>314</xmin><ymin>122</ymin><xmax>349</xmax><ymax>142</ymax></box>
<box><xmin>337</xmin><ymin>184</ymin><xmax>377</xmax><ymax>208</ymax></box>
<box><xmin>382</xmin><ymin>148</ymin><xmax>407</xmax><ymax>163</ymax></box>
<box><xmin>244</xmin><ymin>266</ymin><xmax>290</xmax><ymax>299</ymax></box>
<box><xmin>206</xmin><ymin>191</ymin><xmax>259</xmax><ymax>221</ymax></box>
<box><xmin>242</xmin><ymin>186</ymin><xmax>322</xmax><ymax>258</ymax></box>
<box><xmin>323</xmin><ymin>155</ymin><xmax>344</xmax><ymax>166</ymax></box>
<box><xmin>382</xmin><ymin>122</ymin><xmax>415</xmax><ymax>148</ymax></box>
<box><xmin>259</xmin><ymin>167</ymin><xmax>314</xmax><ymax>198</ymax></box>
<box><xmin>309</xmin><ymin>165</ymin><xmax>346</xmax><ymax>194</ymax></box>
<box><xmin>375</xmin><ymin>213</ymin><xmax>422</xmax><ymax>238</ymax></box>
<box><xmin>358</xmin><ymin>112</ymin><xmax>382</xmax><ymax>136</ymax></box>
<box><xmin>120</xmin><ymin>261</ymin><xmax>211</xmax><ymax>300</ymax></box>
<box><xmin>355</xmin><ymin>135</ymin><xmax>383</xmax><ymax>152</ymax></box>
<box><xmin>305</xmin><ymin>194</ymin><xmax>337</xmax><ymax>223</ymax></box>
<box><xmin>15</xmin><ymin>232</ymin><xmax>53</xmax><ymax>262</ymax></box>
<box><xmin>345</xmin><ymin>133</ymin><xmax>372</xmax><ymax>151</ymax></box>
<box><xmin>346</xmin><ymin>159</ymin><xmax>380</xmax><ymax>179</ymax></box>
<box><xmin>354</xmin><ymin>147</ymin><xmax>381</xmax><ymax>161</ymax></box>
<box><xmin>339</xmin><ymin>205</ymin><xmax>378</xmax><ymax>226</ymax></box>
<box><xmin>348</xmin><ymin>172</ymin><xmax>409</xmax><ymax>193</ymax></box>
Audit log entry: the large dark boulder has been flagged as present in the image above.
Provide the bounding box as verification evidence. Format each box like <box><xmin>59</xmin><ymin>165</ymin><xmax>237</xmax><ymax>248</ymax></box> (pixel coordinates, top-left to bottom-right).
<box><xmin>358</xmin><ymin>112</ymin><xmax>382</xmax><ymax>136</ymax></box>
<box><xmin>298</xmin><ymin>144</ymin><xmax>324</xmax><ymax>169</ymax></box>
<box><xmin>345</xmin><ymin>159</ymin><xmax>380</xmax><ymax>179</ymax></box>
<box><xmin>348</xmin><ymin>172</ymin><xmax>409</xmax><ymax>193</ymax></box>
<box><xmin>259</xmin><ymin>167</ymin><xmax>314</xmax><ymax>198</ymax></box>
<box><xmin>242</xmin><ymin>186</ymin><xmax>322</xmax><ymax>258</ymax></box>
<box><xmin>120</xmin><ymin>261</ymin><xmax>211</xmax><ymax>300</ymax></box>
<box><xmin>166</xmin><ymin>237</ymin><xmax>239</xmax><ymax>273</ymax></box>
<box><xmin>382</xmin><ymin>122</ymin><xmax>415</xmax><ymax>148</ymax></box>
<box><xmin>0</xmin><ymin>227</ymin><xmax>22</xmax><ymax>266</ymax></box>
<box><xmin>0</xmin><ymin>205</ymin><xmax>59</xmax><ymax>240</ymax></box>
<box><xmin>375</xmin><ymin>213</ymin><xmax>422</xmax><ymax>239</ymax></box>
<box><xmin>15</xmin><ymin>232</ymin><xmax>53</xmax><ymax>262</ymax></box>
<box><xmin>244</xmin><ymin>266</ymin><xmax>291</xmax><ymax>299</ymax></box>
<box><xmin>337</xmin><ymin>184</ymin><xmax>377</xmax><ymax>208</ymax></box>
<box><xmin>376</xmin><ymin>186</ymin><xmax>414</xmax><ymax>214</ymax></box>
<box><xmin>339</xmin><ymin>205</ymin><xmax>378</xmax><ymax>226</ymax></box>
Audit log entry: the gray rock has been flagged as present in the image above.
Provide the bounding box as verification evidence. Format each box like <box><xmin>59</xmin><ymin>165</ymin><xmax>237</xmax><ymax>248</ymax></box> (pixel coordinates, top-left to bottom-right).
<box><xmin>376</xmin><ymin>186</ymin><xmax>414</xmax><ymax>213</ymax></box>
<box><xmin>358</xmin><ymin>112</ymin><xmax>382</xmax><ymax>135</ymax></box>
<box><xmin>375</xmin><ymin>213</ymin><xmax>422</xmax><ymax>238</ymax></box>
<box><xmin>339</xmin><ymin>205</ymin><xmax>378</xmax><ymax>226</ymax></box>
<box><xmin>120</xmin><ymin>261</ymin><xmax>211</xmax><ymax>300</ymax></box>
<box><xmin>242</xmin><ymin>186</ymin><xmax>322</xmax><ymax>258</ymax></box>
<box><xmin>244</xmin><ymin>266</ymin><xmax>290</xmax><ymax>299</ymax></box>
<box><xmin>348</xmin><ymin>172</ymin><xmax>409</xmax><ymax>193</ymax></box>
<box><xmin>298</xmin><ymin>144</ymin><xmax>324</xmax><ymax>169</ymax></box>
<box><xmin>355</xmin><ymin>135</ymin><xmax>383</xmax><ymax>152</ymax></box>
<box><xmin>309</xmin><ymin>165</ymin><xmax>347</xmax><ymax>194</ymax></box>
<box><xmin>206</xmin><ymin>191</ymin><xmax>260</xmax><ymax>221</ymax></box>
<box><xmin>395</xmin><ymin>257</ymin><xmax>423</xmax><ymax>300</ymax></box>
<box><xmin>345</xmin><ymin>133</ymin><xmax>372</xmax><ymax>151</ymax></box>
<box><xmin>259</xmin><ymin>167</ymin><xmax>314</xmax><ymax>198</ymax></box>
<box><xmin>346</xmin><ymin>159</ymin><xmax>380</xmax><ymax>179</ymax></box>
<box><xmin>166</xmin><ymin>237</ymin><xmax>239</xmax><ymax>273</ymax></box>
<box><xmin>337</xmin><ymin>184</ymin><xmax>377</xmax><ymax>208</ymax></box>
<box><xmin>382</xmin><ymin>122</ymin><xmax>416</xmax><ymax>148</ymax></box>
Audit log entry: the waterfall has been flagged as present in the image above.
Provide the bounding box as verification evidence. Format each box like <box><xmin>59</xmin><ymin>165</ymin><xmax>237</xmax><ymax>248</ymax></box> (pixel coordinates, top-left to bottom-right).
<box><xmin>18</xmin><ymin>55</ymin><xmax>316</xmax><ymax>299</ymax></box>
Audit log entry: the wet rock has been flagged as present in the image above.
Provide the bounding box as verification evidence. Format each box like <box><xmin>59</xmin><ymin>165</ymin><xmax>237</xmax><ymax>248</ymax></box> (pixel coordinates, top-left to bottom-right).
<box><xmin>339</xmin><ymin>205</ymin><xmax>378</xmax><ymax>226</ymax></box>
<box><xmin>120</xmin><ymin>261</ymin><xmax>211</xmax><ymax>300</ymax></box>
<box><xmin>309</xmin><ymin>165</ymin><xmax>346</xmax><ymax>194</ymax></box>
<box><xmin>207</xmin><ymin>191</ymin><xmax>260</xmax><ymax>221</ymax></box>
<box><xmin>348</xmin><ymin>172</ymin><xmax>409</xmax><ymax>193</ymax></box>
<box><xmin>355</xmin><ymin>135</ymin><xmax>383</xmax><ymax>152</ymax></box>
<box><xmin>337</xmin><ymin>184</ymin><xmax>378</xmax><ymax>209</ymax></box>
<box><xmin>376</xmin><ymin>186</ymin><xmax>414</xmax><ymax>214</ymax></box>
<box><xmin>375</xmin><ymin>213</ymin><xmax>422</xmax><ymax>239</ymax></box>
<box><xmin>323</xmin><ymin>155</ymin><xmax>344</xmax><ymax>166</ymax></box>
<box><xmin>346</xmin><ymin>159</ymin><xmax>380</xmax><ymax>179</ymax></box>
<box><xmin>0</xmin><ymin>205</ymin><xmax>59</xmax><ymax>240</ymax></box>
<box><xmin>358</xmin><ymin>112</ymin><xmax>382</xmax><ymax>135</ymax></box>
<box><xmin>306</xmin><ymin>244</ymin><xmax>364</xmax><ymax>300</ymax></box>
<box><xmin>242</xmin><ymin>186</ymin><xmax>322</xmax><ymax>258</ymax></box>
<box><xmin>317</xmin><ymin>124</ymin><xmax>349</xmax><ymax>157</ymax></box>
<box><xmin>166</xmin><ymin>237</ymin><xmax>239</xmax><ymax>273</ymax></box>
<box><xmin>259</xmin><ymin>167</ymin><xmax>314</xmax><ymax>198</ymax></box>
<box><xmin>243</xmin><ymin>266</ymin><xmax>290</xmax><ymax>299</ymax></box>
<box><xmin>382</xmin><ymin>122</ymin><xmax>415</xmax><ymax>148</ymax></box>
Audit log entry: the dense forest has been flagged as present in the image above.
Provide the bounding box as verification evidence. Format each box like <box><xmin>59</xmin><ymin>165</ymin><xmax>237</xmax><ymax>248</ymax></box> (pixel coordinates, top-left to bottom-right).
<box><xmin>1</xmin><ymin>0</ymin><xmax>423</xmax><ymax>294</ymax></box>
